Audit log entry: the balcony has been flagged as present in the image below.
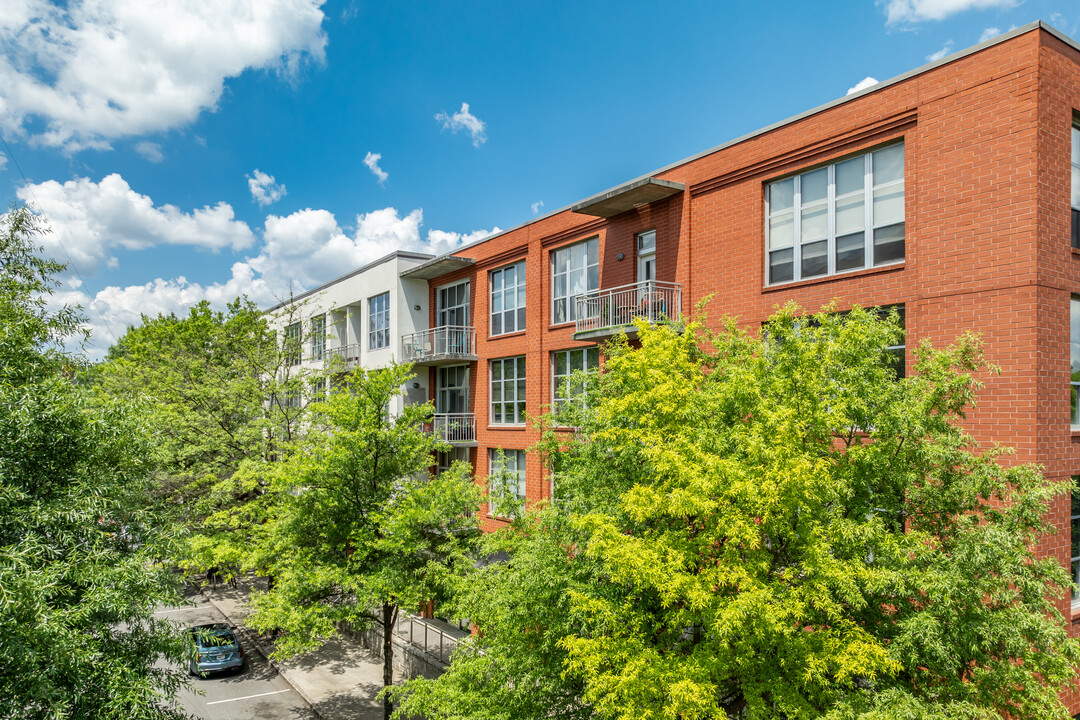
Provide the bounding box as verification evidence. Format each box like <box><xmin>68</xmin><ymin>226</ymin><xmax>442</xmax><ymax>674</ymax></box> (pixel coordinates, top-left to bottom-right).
<box><xmin>401</xmin><ymin>326</ymin><xmax>478</xmax><ymax>366</ymax></box>
<box><xmin>428</xmin><ymin>413</ymin><xmax>477</xmax><ymax>446</ymax></box>
<box><xmin>324</xmin><ymin>343</ymin><xmax>362</xmax><ymax>370</ymax></box>
<box><xmin>573</xmin><ymin>281</ymin><xmax>682</xmax><ymax>341</ymax></box>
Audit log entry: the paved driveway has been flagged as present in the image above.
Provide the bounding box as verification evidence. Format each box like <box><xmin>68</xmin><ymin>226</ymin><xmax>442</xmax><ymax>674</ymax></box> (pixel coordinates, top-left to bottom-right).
<box><xmin>156</xmin><ymin>589</ymin><xmax>316</xmax><ymax>720</ymax></box>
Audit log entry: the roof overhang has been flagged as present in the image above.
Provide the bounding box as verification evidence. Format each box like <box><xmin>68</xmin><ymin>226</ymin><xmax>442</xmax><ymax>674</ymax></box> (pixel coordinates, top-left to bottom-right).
<box><xmin>400</xmin><ymin>255</ymin><xmax>476</xmax><ymax>280</ymax></box>
<box><xmin>571</xmin><ymin>177</ymin><xmax>685</xmax><ymax>218</ymax></box>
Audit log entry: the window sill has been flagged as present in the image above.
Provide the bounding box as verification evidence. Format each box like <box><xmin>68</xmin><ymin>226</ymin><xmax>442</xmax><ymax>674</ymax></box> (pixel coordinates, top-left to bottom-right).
<box><xmin>488</xmin><ymin>330</ymin><xmax>527</xmax><ymax>341</ymax></box>
<box><xmin>762</xmin><ymin>260</ymin><xmax>904</xmax><ymax>294</ymax></box>
<box><xmin>1070</xmin><ymin>247</ymin><xmax>1080</xmax><ymax>257</ymax></box>
<box><xmin>487</xmin><ymin>424</ymin><xmax>527</xmax><ymax>431</ymax></box>
<box><xmin>549</xmin><ymin>320</ymin><xmax>575</xmax><ymax>330</ymax></box>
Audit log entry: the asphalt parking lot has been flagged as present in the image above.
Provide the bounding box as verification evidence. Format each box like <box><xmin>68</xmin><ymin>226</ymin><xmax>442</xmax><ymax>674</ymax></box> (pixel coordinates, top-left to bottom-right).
<box><xmin>156</xmin><ymin>588</ymin><xmax>316</xmax><ymax>720</ymax></box>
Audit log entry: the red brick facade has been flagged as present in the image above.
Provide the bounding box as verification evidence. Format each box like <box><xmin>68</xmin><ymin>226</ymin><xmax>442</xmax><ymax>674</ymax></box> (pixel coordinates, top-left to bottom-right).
<box><xmin>418</xmin><ymin>23</ymin><xmax>1080</xmax><ymax>707</ymax></box>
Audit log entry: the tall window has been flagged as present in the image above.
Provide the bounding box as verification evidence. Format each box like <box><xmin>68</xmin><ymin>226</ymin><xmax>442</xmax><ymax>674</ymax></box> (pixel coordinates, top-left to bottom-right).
<box><xmin>438</xmin><ymin>280</ymin><xmax>470</xmax><ymax>327</ymax></box>
<box><xmin>637</xmin><ymin>230</ymin><xmax>656</xmax><ymax>284</ymax></box>
<box><xmin>1072</xmin><ymin>478</ymin><xmax>1080</xmax><ymax>602</ymax></box>
<box><xmin>767</xmin><ymin>143</ymin><xmax>904</xmax><ymax>284</ymax></box>
<box><xmin>1072</xmin><ymin>125</ymin><xmax>1079</xmax><ymax>249</ymax></box>
<box><xmin>552</xmin><ymin>347</ymin><xmax>600</xmax><ymax>413</ymax></box>
<box><xmin>489</xmin><ymin>449</ymin><xmax>526</xmax><ymax>508</ymax></box>
<box><xmin>491</xmin><ymin>261</ymin><xmax>526</xmax><ymax>335</ymax></box>
<box><xmin>369</xmin><ymin>291</ymin><xmax>390</xmax><ymax>350</ymax></box>
<box><xmin>884</xmin><ymin>306</ymin><xmax>906</xmax><ymax>380</ymax></box>
<box><xmin>310</xmin><ymin>314</ymin><xmax>325</xmax><ymax>361</ymax></box>
<box><xmin>552</xmin><ymin>237</ymin><xmax>600</xmax><ymax>324</ymax></box>
<box><xmin>491</xmin><ymin>356</ymin><xmax>526</xmax><ymax>425</ymax></box>
<box><xmin>437</xmin><ymin>365</ymin><xmax>469</xmax><ymax>414</ymax></box>
<box><xmin>285</xmin><ymin>321</ymin><xmax>302</xmax><ymax>366</ymax></box>
<box><xmin>1072</xmin><ymin>297</ymin><xmax>1080</xmax><ymax>427</ymax></box>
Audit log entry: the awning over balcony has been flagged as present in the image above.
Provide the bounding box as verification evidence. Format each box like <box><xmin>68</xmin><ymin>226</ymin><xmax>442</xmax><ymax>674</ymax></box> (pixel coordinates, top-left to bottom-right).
<box><xmin>571</xmin><ymin>177</ymin><xmax>684</xmax><ymax>218</ymax></box>
<box><xmin>400</xmin><ymin>255</ymin><xmax>475</xmax><ymax>280</ymax></box>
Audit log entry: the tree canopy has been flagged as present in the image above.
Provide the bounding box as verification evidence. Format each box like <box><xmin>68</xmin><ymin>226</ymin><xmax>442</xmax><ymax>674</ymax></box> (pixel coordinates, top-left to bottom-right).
<box><xmin>0</xmin><ymin>205</ymin><xmax>190</xmax><ymax>719</ymax></box>
<box><xmin>390</xmin><ymin>304</ymin><xmax>1079</xmax><ymax>720</ymax></box>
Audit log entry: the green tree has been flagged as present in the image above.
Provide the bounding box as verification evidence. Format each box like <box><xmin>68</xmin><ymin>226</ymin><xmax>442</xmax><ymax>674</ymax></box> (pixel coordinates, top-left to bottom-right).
<box><xmin>0</xmin><ymin>205</ymin><xmax>190</xmax><ymax>718</ymax></box>
<box><xmin>246</xmin><ymin>363</ymin><xmax>481</xmax><ymax>720</ymax></box>
<box><xmin>391</xmin><ymin>305</ymin><xmax>1079</xmax><ymax>720</ymax></box>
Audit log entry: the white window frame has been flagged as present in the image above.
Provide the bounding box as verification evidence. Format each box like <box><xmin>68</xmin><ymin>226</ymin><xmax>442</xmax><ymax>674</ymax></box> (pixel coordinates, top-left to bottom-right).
<box><xmin>310</xmin><ymin>314</ymin><xmax>325</xmax><ymax>361</ymax></box>
<box><xmin>551</xmin><ymin>236</ymin><xmax>600</xmax><ymax>325</ymax></box>
<box><xmin>1072</xmin><ymin>479</ymin><xmax>1080</xmax><ymax>606</ymax></box>
<box><xmin>637</xmin><ymin>230</ymin><xmax>656</xmax><ymax>284</ymax></box>
<box><xmin>1071</xmin><ymin>124</ymin><xmax>1079</xmax><ymax>249</ymax></box>
<box><xmin>552</xmin><ymin>346</ymin><xmax>600</xmax><ymax>414</ymax></box>
<box><xmin>368</xmin><ymin>291</ymin><xmax>390</xmax><ymax>350</ymax></box>
<box><xmin>490</xmin><ymin>356</ymin><xmax>526</xmax><ymax>425</ymax></box>
<box><xmin>284</xmin><ymin>321</ymin><xmax>302</xmax><ymax>366</ymax></box>
<box><xmin>437</xmin><ymin>280</ymin><xmax>470</xmax><ymax>328</ymax></box>
<box><xmin>489</xmin><ymin>449</ymin><xmax>527</xmax><ymax>513</ymax></box>
<box><xmin>765</xmin><ymin>143</ymin><xmax>905</xmax><ymax>285</ymax></box>
<box><xmin>1072</xmin><ymin>297</ymin><xmax>1080</xmax><ymax>428</ymax></box>
<box><xmin>490</xmin><ymin>261</ymin><xmax>526</xmax><ymax>336</ymax></box>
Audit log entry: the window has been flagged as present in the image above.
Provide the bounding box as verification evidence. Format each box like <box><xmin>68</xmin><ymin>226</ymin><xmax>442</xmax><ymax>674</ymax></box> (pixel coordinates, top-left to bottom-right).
<box><xmin>552</xmin><ymin>237</ymin><xmax>600</xmax><ymax>324</ymax></box>
<box><xmin>489</xmin><ymin>449</ymin><xmax>526</xmax><ymax>512</ymax></box>
<box><xmin>491</xmin><ymin>356</ymin><xmax>526</xmax><ymax>425</ymax></box>
<box><xmin>438</xmin><ymin>280</ymin><xmax>470</xmax><ymax>327</ymax></box>
<box><xmin>1072</xmin><ymin>297</ymin><xmax>1080</xmax><ymax>426</ymax></box>
<box><xmin>285</xmin><ymin>321</ymin><xmax>302</xmax><ymax>366</ymax></box>
<box><xmin>637</xmin><ymin>230</ymin><xmax>656</xmax><ymax>284</ymax></box>
<box><xmin>1072</xmin><ymin>125</ymin><xmax>1079</xmax><ymax>249</ymax></box>
<box><xmin>552</xmin><ymin>347</ymin><xmax>600</xmax><ymax>413</ymax></box>
<box><xmin>437</xmin><ymin>447</ymin><xmax>471</xmax><ymax>476</ymax></box>
<box><xmin>767</xmin><ymin>143</ymin><xmax>904</xmax><ymax>284</ymax></box>
<box><xmin>437</xmin><ymin>365</ymin><xmax>469</xmax><ymax>414</ymax></box>
<box><xmin>491</xmin><ymin>261</ymin><xmax>526</xmax><ymax>335</ymax></box>
<box><xmin>369</xmin><ymin>292</ymin><xmax>390</xmax><ymax>350</ymax></box>
<box><xmin>310</xmin><ymin>314</ymin><xmax>325</xmax><ymax>361</ymax></box>
<box><xmin>1072</xmin><ymin>479</ymin><xmax>1080</xmax><ymax>603</ymax></box>
<box><xmin>884</xmin><ymin>306</ymin><xmax>906</xmax><ymax>380</ymax></box>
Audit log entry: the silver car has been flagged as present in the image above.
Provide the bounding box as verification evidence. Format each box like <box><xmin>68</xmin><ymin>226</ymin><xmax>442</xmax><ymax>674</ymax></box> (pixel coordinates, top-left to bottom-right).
<box><xmin>189</xmin><ymin>623</ymin><xmax>245</xmax><ymax>677</ymax></box>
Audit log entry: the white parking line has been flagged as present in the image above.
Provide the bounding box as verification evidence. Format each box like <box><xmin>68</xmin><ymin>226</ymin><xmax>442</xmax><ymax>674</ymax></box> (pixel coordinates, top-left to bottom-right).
<box><xmin>206</xmin><ymin>689</ymin><xmax>294</xmax><ymax>705</ymax></box>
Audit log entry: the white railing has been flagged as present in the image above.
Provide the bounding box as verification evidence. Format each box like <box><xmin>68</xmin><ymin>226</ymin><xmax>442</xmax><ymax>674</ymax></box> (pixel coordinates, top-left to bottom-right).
<box><xmin>324</xmin><ymin>343</ymin><xmax>362</xmax><ymax>368</ymax></box>
<box><xmin>401</xmin><ymin>326</ymin><xmax>476</xmax><ymax>363</ymax></box>
<box><xmin>429</xmin><ymin>413</ymin><xmax>476</xmax><ymax>443</ymax></box>
<box><xmin>574</xmin><ymin>280</ymin><xmax>681</xmax><ymax>334</ymax></box>
<box><xmin>393</xmin><ymin>614</ymin><xmax>470</xmax><ymax>665</ymax></box>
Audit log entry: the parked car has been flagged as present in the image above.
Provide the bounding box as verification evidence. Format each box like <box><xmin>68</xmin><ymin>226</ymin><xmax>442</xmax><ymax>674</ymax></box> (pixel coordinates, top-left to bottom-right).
<box><xmin>189</xmin><ymin>623</ymin><xmax>244</xmax><ymax>677</ymax></box>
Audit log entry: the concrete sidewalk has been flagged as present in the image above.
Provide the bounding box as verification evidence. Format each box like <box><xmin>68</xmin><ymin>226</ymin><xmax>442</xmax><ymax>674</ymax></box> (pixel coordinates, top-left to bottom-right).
<box><xmin>198</xmin><ymin>575</ymin><xmax>396</xmax><ymax>720</ymax></box>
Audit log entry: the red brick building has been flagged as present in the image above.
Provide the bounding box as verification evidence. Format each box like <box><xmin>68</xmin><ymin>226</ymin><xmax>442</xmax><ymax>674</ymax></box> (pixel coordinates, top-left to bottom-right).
<box><xmin>398</xmin><ymin>21</ymin><xmax>1080</xmax><ymax>704</ymax></box>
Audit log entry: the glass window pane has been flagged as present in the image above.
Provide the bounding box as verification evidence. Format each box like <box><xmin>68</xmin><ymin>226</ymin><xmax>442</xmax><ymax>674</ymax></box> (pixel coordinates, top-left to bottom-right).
<box><xmin>517</xmin><ymin>402</ymin><xmax>526</xmax><ymax>424</ymax></box>
<box><xmin>588</xmin><ymin>238</ymin><xmax>599</xmax><ymax>264</ymax></box>
<box><xmin>637</xmin><ymin>231</ymin><xmax>655</xmax><ymax>253</ymax></box>
<box><xmin>517</xmin><ymin>307</ymin><xmax>526</xmax><ymax>329</ymax></box>
<box><xmin>873</xmin><ymin>223</ymin><xmax>905</xmax><ymax>265</ymax></box>
<box><xmin>517</xmin><ymin>285</ymin><xmax>526</xmax><ymax>309</ymax></box>
<box><xmin>770</xmin><ymin>178</ymin><xmax>794</xmax><ymax>213</ymax></box>
<box><xmin>801</xmin><ymin>203</ymin><xmax>827</xmax><ymax>242</ymax></box>
<box><xmin>554</xmin><ymin>298</ymin><xmax>566</xmax><ymax>325</ymax></box>
<box><xmin>801</xmin><ymin>240</ymin><xmax>828</xmax><ymax>277</ymax></box>
<box><xmin>770</xmin><ymin>212</ymin><xmax>794</xmax><ymax>249</ymax></box>
<box><xmin>1072</xmin><ymin>487</ymin><xmax>1080</xmax><ymax>516</ymax></box>
<box><xmin>517</xmin><ymin>356</ymin><xmax>526</xmax><ymax>377</ymax></box>
<box><xmin>504</xmin><ymin>310</ymin><xmax>515</xmax><ymax>332</ymax></box>
<box><xmin>835</xmin><ymin>157</ymin><xmax>864</xmax><ymax>196</ymax></box>
<box><xmin>555</xmin><ymin>250</ymin><xmax>567</xmax><ymax>275</ymax></box>
<box><xmin>769</xmin><ymin>248</ymin><xmax>793</xmax><ymax>284</ymax></box>
<box><xmin>873</xmin><ymin>183</ymin><xmax>905</xmax><ymax>227</ymax></box>
<box><xmin>570</xmin><ymin>351</ymin><xmax>583</xmax><ymax>374</ymax></box>
<box><xmin>1072</xmin><ymin>517</ymin><xmax>1080</xmax><ymax>558</ymax></box>
<box><xmin>587</xmin><ymin>265</ymin><xmax>599</xmax><ymax>293</ymax></box>
<box><xmin>801</xmin><ymin>168</ymin><xmax>828</xmax><ymax>203</ymax></box>
<box><xmin>1072</xmin><ymin>126</ymin><xmax>1079</xmax><ymax>167</ymax></box>
<box><xmin>491</xmin><ymin>382</ymin><xmax>502</xmax><ymax>403</ymax></box>
<box><xmin>504</xmin><ymin>264</ymin><xmax>515</xmax><ymax>287</ymax></box>
<box><xmin>492</xmin><ymin>314</ymin><xmax>502</xmax><ymax>335</ymax></box>
<box><xmin>570</xmin><ymin>268</ymin><xmax>585</xmax><ymax>295</ymax></box>
<box><xmin>835</xmin><ymin>232</ymin><xmax>865</xmax><ymax>272</ymax></box>
<box><xmin>1072</xmin><ymin>298</ymin><xmax>1080</xmax><ymax>380</ymax></box>
<box><xmin>835</xmin><ymin>195</ymin><xmax>865</xmax><ymax>235</ymax></box>
<box><xmin>1072</xmin><ymin>165</ymin><xmax>1080</xmax><ymax>209</ymax></box>
<box><xmin>873</xmin><ymin>144</ymin><xmax>904</xmax><ymax>185</ymax></box>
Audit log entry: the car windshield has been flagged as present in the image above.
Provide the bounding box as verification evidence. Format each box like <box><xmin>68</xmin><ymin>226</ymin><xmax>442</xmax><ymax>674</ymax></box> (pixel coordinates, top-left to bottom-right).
<box><xmin>194</xmin><ymin>628</ymin><xmax>237</xmax><ymax>649</ymax></box>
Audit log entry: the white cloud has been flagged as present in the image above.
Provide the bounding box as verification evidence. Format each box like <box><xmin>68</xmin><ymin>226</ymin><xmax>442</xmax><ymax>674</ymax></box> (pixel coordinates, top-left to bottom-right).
<box><xmin>847</xmin><ymin>77</ymin><xmax>879</xmax><ymax>95</ymax></box>
<box><xmin>248</xmin><ymin>169</ymin><xmax>287</xmax><ymax>207</ymax></box>
<box><xmin>435</xmin><ymin>102</ymin><xmax>487</xmax><ymax>147</ymax></box>
<box><xmin>979</xmin><ymin>27</ymin><xmax>1001</xmax><ymax>42</ymax></box>
<box><xmin>0</xmin><ymin>152</ymin><xmax>7</xmax><ymax>172</ymax></box>
<box><xmin>531</xmin><ymin>201</ymin><xmax>544</xmax><ymax>215</ymax></box>
<box><xmin>363</xmin><ymin>152</ymin><xmax>389</xmax><ymax>186</ymax></box>
<box><xmin>882</xmin><ymin>0</ymin><xmax>1017</xmax><ymax>24</ymax></box>
<box><xmin>0</xmin><ymin>0</ymin><xmax>327</xmax><ymax>151</ymax></box>
<box><xmin>17</xmin><ymin>173</ymin><xmax>256</xmax><ymax>275</ymax></box>
<box><xmin>134</xmin><ymin>141</ymin><xmax>164</xmax><ymax>163</ymax></box>
<box><xmin>926</xmin><ymin>41</ymin><xmax>953</xmax><ymax>62</ymax></box>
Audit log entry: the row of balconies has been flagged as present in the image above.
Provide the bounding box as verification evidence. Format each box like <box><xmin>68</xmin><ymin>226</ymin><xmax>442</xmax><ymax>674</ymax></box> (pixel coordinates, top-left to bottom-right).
<box><xmin>310</xmin><ymin>281</ymin><xmax>681</xmax><ymax>447</ymax></box>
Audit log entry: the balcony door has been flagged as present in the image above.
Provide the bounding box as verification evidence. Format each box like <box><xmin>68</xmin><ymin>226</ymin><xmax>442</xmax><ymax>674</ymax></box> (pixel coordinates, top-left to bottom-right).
<box><xmin>437</xmin><ymin>365</ymin><xmax>469</xmax><ymax>414</ymax></box>
<box><xmin>437</xmin><ymin>281</ymin><xmax>470</xmax><ymax>328</ymax></box>
<box><xmin>637</xmin><ymin>230</ymin><xmax>656</xmax><ymax>287</ymax></box>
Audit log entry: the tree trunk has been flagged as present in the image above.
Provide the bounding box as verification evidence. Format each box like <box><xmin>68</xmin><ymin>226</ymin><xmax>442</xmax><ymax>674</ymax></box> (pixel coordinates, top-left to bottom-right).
<box><xmin>382</xmin><ymin>601</ymin><xmax>396</xmax><ymax>720</ymax></box>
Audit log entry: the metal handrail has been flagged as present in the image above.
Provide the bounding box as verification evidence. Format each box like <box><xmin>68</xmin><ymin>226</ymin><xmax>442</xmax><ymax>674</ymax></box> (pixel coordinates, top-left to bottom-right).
<box><xmin>430</xmin><ymin>413</ymin><xmax>476</xmax><ymax>443</ymax></box>
<box><xmin>393</xmin><ymin>613</ymin><xmax>468</xmax><ymax>665</ymax></box>
<box><xmin>401</xmin><ymin>326</ymin><xmax>476</xmax><ymax>362</ymax></box>
<box><xmin>324</xmin><ymin>344</ymin><xmax>362</xmax><ymax>367</ymax></box>
<box><xmin>574</xmin><ymin>280</ymin><xmax>681</xmax><ymax>334</ymax></box>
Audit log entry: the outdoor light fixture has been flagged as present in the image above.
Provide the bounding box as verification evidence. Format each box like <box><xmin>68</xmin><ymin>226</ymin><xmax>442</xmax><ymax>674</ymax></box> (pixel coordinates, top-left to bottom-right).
<box><xmin>616</xmin><ymin>253</ymin><xmax>625</xmax><ymax>261</ymax></box>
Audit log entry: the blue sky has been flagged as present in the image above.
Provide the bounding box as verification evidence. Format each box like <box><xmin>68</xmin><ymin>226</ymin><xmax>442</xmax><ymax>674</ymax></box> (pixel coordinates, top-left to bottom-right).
<box><xmin>1</xmin><ymin>0</ymin><xmax>1077</xmax><ymax>357</ymax></box>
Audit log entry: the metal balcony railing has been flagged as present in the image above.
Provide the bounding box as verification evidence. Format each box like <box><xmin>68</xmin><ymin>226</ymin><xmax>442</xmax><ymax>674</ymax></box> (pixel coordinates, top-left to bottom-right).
<box><xmin>573</xmin><ymin>280</ymin><xmax>681</xmax><ymax>334</ymax></box>
<box><xmin>401</xmin><ymin>326</ymin><xmax>477</xmax><ymax>364</ymax></box>
<box><xmin>428</xmin><ymin>413</ymin><xmax>476</xmax><ymax>444</ymax></box>
<box><xmin>324</xmin><ymin>343</ymin><xmax>362</xmax><ymax>369</ymax></box>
